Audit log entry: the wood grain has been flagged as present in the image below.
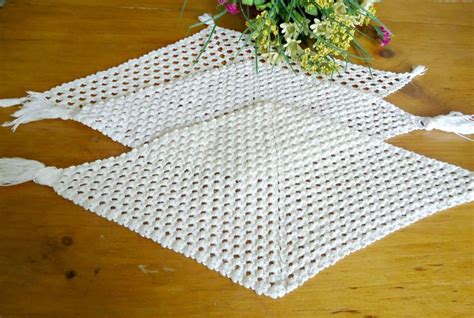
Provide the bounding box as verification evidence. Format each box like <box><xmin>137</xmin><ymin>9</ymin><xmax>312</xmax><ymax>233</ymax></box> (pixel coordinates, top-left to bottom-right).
<box><xmin>0</xmin><ymin>1</ymin><xmax>473</xmax><ymax>317</ymax></box>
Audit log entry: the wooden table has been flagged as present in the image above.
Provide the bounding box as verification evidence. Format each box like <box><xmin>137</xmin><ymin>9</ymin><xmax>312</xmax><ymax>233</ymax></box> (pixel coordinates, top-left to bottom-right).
<box><xmin>0</xmin><ymin>1</ymin><xmax>472</xmax><ymax>317</ymax></box>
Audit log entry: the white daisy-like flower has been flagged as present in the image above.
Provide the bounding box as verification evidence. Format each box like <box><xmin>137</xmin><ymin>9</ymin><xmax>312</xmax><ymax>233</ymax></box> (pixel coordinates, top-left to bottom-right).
<box><xmin>310</xmin><ymin>18</ymin><xmax>321</xmax><ymax>31</ymax></box>
<box><xmin>283</xmin><ymin>38</ymin><xmax>302</xmax><ymax>58</ymax></box>
<box><xmin>334</xmin><ymin>0</ymin><xmax>347</xmax><ymax>15</ymax></box>
<box><xmin>310</xmin><ymin>19</ymin><xmax>331</xmax><ymax>38</ymax></box>
<box><xmin>280</xmin><ymin>22</ymin><xmax>300</xmax><ymax>40</ymax></box>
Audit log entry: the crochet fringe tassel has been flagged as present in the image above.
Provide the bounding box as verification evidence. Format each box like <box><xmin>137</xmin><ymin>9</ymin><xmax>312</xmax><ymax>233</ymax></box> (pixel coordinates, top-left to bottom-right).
<box><xmin>198</xmin><ymin>13</ymin><xmax>215</xmax><ymax>26</ymax></box>
<box><xmin>0</xmin><ymin>92</ymin><xmax>77</xmax><ymax>131</ymax></box>
<box><xmin>418</xmin><ymin>112</ymin><xmax>474</xmax><ymax>140</ymax></box>
<box><xmin>411</xmin><ymin>65</ymin><xmax>427</xmax><ymax>77</ymax></box>
<box><xmin>0</xmin><ymin>158</ymin><xmax>60</xmax><ymax>186</ymax></box>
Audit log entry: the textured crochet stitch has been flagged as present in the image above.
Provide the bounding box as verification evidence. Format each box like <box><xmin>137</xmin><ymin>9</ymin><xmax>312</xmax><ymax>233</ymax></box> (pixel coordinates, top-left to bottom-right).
<box><xmin>72</xmin><ymin>61</ymin><xmax>424</xmax><ymax>148</ymax></box>
<box><xmin>1</xmin><ymin>25</ymin><xmax>425</xmax><ymax>130</ymax></box>
<box><xmin>1</xmin><ymin>25</ymin><xmax>473</xmax><ymax>299</ymax></box>
<box><xmin>4</xmin><ymin>101</ymin><xmax>472</xmax><ymax>298</ymax></box>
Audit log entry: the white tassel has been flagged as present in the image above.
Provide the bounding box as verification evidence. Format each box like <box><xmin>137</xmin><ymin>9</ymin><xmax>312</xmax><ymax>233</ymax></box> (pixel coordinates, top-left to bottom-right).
<box><xmin>2</xmin><ymin>92</ymin><xmax>79</xmax><ymax>131</ymax></box>
<box><xmin>418</xmin><ymin>111</ymin><xmax>474</xmax><ymax>138</ymax></box>
<box><xmin>411</xmin><ymin>65</ymin><xmax>427</xmax><ymax>77</ymax></box>
<box><xmin>0</xmin><ymin>97</ymin><xmax>27</xmax><ymax>107</ymax></box>
<box><xmin>0</xmin><ymin>158</ymin><xmax>61</xmax><ymax>186</ymax></box>
<box><xmin>198</xmin><ymin>13</ymin><xmax>215</xmax><ymax>26</ymax></box>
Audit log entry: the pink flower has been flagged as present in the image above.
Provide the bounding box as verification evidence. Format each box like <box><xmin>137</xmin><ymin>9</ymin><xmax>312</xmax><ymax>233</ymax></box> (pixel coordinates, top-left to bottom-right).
<box><xmin>379</xmin><ymin>26</ymin><xmax>391</xmax><ymax>47</ymax></box>
<box><xmin>225</xmin><ymin>3</ymin><xmax>240</xmax><ymax>15</ymax></box>
<box><xmin>217</xmin><ymin>0</ymin><xmax>227</xmax><ymax>4</ymax></box>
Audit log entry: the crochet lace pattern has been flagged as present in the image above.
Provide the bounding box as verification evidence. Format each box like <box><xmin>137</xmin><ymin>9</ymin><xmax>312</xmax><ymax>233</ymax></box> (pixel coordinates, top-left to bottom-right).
<box><xmin>1</xmin><ymin>25</ymin><xmax>473</xmax><ymax>299</ymax></box>
<box><xmin>72</xmin><ymin>61</ymin><xmax>423</xmax><ymax>148</ymax></box>
<box><xmin>1</xmin><ymin>26</ymin><xmax>425</xmax><ymax>130</ymax></box>
<box><xmin>4</xmin><ymin>101</ymin><xmax>472</xmax><ymax>298</ymax></box>
<box><xmin>44</xmin><ymin>27</ymin><xmax>419</xmax><ymax>109</ymax></box>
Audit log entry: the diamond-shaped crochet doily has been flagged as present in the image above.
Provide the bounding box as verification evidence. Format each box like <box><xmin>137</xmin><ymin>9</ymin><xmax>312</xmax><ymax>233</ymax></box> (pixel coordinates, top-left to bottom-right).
<box><xmin>51</xmin><ymin>101</ymin><xmax>473</xmax><ymax>298</ymax></box>
<box><xmin>40</xmin><ymin>26</ymin><xmax>419</xmax><ymax>110</ymax></box>
<box><xmin>75</xmin><ymin>61</ymin><xmax>421</xmax><ymax>148</ymax></box>
<box><xmin>1</xmin><ymin>26</ymin><xmax>425</xmax><ymax>132</ymax></box>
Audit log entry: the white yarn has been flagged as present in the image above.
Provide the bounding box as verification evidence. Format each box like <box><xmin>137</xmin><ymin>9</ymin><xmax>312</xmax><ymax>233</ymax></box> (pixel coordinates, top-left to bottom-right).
<box><xmin>69</xmin><ymin>61</ymin><xmax>466</xmax><ymax>147</ymax></box>
<box><xmin>418</xmin><ymin>112</ymin><xmax>474</xmax><ymax>136</ymax></box>
<box><xmin>361</xmin><ymin>0</ymin><xmax>380</xmax><ymax>10</ymax></box>
<box><xmin>198</xmin><ymin>13</ymin><xmax>215</xmax><ymax>26</ymax></box>
<box><xmin>71</xmin><ymin>61</ymin><xmax>470</xmax><ymax>148</ymax></box>
<box><xmin>68</xmin><ymin>61</ymin><xmax>422</xmax><ymax>148</ymax></box>
<box><xmin>5</xmin><ymin>61</ymin><xmax>466</xmax><ymax>144</ymax></box>
<box><xmin>0</xmin><ymin>97</ymin><xmax>26</xmax><ymax>107</ymax></box>
<box><xmin>411</xmin><ymin>65</ymin><xmax>427</xmax><ymax>77</ymax></box>
<box><xmin>0</xmin><ymin>158</ymin><xmax>46</xmax><ymax>186</ymax></box>
<box><xmin>0</xmin><ymin>24</ymin><xmax>471</xmax><ymax>298</ymax></box>
<box><xmin>2</xmin><ymin>102</ymin><xmax>473</xmax><ymax>298</ymax></box>
<box><xmin>0</xmin><ymin>25</ymin><xmax>426</xmax><ymax>130</ymax></box>
<box><xmin>33</xmin><ymin>166</ymin><xmax>62</xmax><ymax>186</ymax></box>
<box><xmin>2</xmin><ymin>92</ymin><xmax>79</xmax><ymax>131</ymax></box>
<box><xmin>0</xmin><ymin>158</ymin><xmax>61</xmax><ymax>186</ymax></box>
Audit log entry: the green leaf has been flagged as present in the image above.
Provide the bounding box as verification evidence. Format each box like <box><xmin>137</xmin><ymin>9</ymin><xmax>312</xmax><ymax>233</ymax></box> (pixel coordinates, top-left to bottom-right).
<box><xmin>256</xmin><ymin>3</ymin><xmax>272</xmax><ymax>10</ymax></box>
<box><xmin>242</xmin><ymin>0</ymin><xmax>254</xmax><ymax>5</ymax></box>
<box><xmin>373</xmin><ymin>26</ymin><xmax>384</xmax><ymax>39</ymax></box>
<box><xmin>239</xmin><ymin>1</ymin><xmax>251</xmax><ymax>20</ymax></box>
<box><xmin>194</xmin><ymin>24</ymin><xmax>217</xmax><ymax>63</ymax></box>
<box><xmin>179</xmin><ymin>0</ymin><xmax>189</xmax><ymax>18</ymax></box>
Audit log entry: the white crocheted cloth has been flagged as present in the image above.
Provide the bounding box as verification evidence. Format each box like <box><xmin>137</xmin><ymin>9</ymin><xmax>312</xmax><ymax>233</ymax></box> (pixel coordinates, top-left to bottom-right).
<box><xmin>72</xmin><ymin>61</ymin><xmax>422</xmax><ymax>148</ymax></box>
<box><xmin>1</xmin><ymin>25</ymin><xmax>425</xmax><ymax>131</ymax></box>
<box><xmin>25</xmin><ymin>101</ymin><xmax>473</xmax><ymax>298</ymax></box>
<box><xmin>1</xmin><ymin>25</ymin><xmax>472</xmax><ymax>299</ymax></box>
<box><xmin>40</xmin><ymin>27</ymin><xmax>422</xmax><ymax>107</ymax></box>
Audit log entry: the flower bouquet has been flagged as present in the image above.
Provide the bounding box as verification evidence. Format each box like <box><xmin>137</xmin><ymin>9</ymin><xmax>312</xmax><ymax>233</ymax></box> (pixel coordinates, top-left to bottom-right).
<box><xmin>187</xmin><ymin>0</ymin><xmax>391</xmax><ymax>75</ymax></box>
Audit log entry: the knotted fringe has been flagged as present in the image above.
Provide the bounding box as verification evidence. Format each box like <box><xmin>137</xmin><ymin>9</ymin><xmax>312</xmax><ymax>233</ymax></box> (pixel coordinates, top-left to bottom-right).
<box><xmin>0</xmin><ymin>92</ymin><xmax>78</xmax><ymax>131</ymax></box>
<box><xmin>411</xmin><ymin>65</ymin><xmax>427</xmax><ymax>77</ymax></box>
<box><xmin>198</xmin><ymin>13</ymin><xmax>215</xmax><ymax>26</ymax></box>
<box><xmin>0</xmin><ymin>158</ymin><xmax>61</xmax><ymax>187</ymax></box>
<box><xmin>0</xmin><ymin>97</ymin><xmax>27</xmax><ymax>107</ymax></box>
<box><xmin>418</xmin><ymin>112</ymin><xmax>474</xmax><ymax>141</ymax></box>
<box><xmin>0</xmin><ymin>158</ymin><xmax>45</xmax><ymax>186</ymax></box>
